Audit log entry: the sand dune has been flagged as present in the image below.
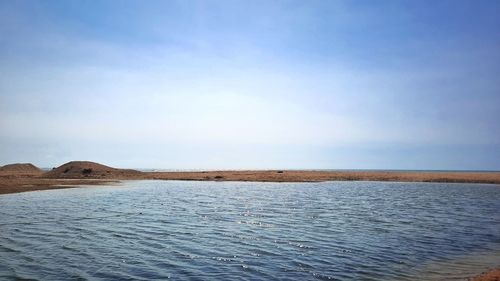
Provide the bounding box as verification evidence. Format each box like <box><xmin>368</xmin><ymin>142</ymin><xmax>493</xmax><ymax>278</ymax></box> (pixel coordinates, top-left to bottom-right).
<box><xmin>44</xmin><ymin>161</ymin><xmax>143</xmax><ymax>179</ymax></box>
<box><xmin>0</xmin><ymin>163</ymin><xmax>43</xmax><ymax>176</ymax></box>
<box><xmin>0</xmin><ymin>161</ymin><xmax>139</xmax><ymax>194</ymax></box>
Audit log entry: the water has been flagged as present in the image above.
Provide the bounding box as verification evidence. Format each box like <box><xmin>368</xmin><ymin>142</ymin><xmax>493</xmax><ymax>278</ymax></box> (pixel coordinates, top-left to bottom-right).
<box><xmin>0</xmin><ymin>181</ymin><xmax>499</xmax><ymax>280</ymax></box>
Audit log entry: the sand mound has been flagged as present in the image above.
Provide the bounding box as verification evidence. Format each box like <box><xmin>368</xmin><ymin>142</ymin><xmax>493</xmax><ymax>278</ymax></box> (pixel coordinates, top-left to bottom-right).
<box><xmin>0</xmin><ymin>163</ymin><xmax>43</xmax><ymax>176</ymax></box>
<box><xmin>44</xmin><ymin>161</ymin><xmax>143</xmax><ymax>179</ymax></box>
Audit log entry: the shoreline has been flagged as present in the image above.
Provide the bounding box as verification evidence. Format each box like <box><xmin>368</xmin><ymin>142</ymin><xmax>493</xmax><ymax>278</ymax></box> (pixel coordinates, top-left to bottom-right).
<box><xmin>472</xmin><ymin>268</ymin><xmax>500</xmax><ymax>281</ymax></box>
<box><xmin>0</xmin><ymin>177</ymin><xmax>119</xmax><ymax>195</ymax></box>
<box><xmin>146</xmin><ymin>170</ymin><xmax>500</xmax><ymax>184</ymax></box>
<box><xmin>1</xmin><ymin>169</ymin><xmax>500</xmax><ymax>195</ymax></box>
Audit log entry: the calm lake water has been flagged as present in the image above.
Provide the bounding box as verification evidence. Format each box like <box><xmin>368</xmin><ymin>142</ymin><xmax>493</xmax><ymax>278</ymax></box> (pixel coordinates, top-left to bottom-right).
<box><xmin>1</xmin><ymin>181</ymin><xmax>499</xmax><ymax>280</ymax></box>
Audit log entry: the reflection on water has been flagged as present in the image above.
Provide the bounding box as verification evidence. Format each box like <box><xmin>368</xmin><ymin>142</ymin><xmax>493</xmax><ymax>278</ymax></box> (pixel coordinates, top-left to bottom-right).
<box><xmin>0</xmin><ymin>181</ymin><xmax>499</xmax><ymax>280</ymax></box>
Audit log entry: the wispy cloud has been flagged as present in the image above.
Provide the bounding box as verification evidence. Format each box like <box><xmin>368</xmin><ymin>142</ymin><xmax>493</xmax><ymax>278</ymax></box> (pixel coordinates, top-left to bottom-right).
<box><xmin>1</xmin><ymin>0</ymin><xmax>499</xmax><ymax>169</ymax></box>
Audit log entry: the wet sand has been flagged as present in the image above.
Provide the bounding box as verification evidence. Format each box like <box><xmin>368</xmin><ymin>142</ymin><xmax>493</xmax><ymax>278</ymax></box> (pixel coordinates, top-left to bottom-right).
<box><xmin>472</xmin><ymin>268</ymin><xmax>500</xmax><ymax>281</ymax></box>
<box><xmin>0</xmin><ymin>177</ymin><xmax>118</xmax><ymax>195</ymax></box>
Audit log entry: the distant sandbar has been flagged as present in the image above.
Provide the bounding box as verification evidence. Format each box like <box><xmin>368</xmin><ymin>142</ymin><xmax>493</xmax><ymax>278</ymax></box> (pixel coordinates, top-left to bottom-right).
<box><xmin>1</xmin><ymin>161</ymin><xmax>499</xmax><ymax>195</ymax></box>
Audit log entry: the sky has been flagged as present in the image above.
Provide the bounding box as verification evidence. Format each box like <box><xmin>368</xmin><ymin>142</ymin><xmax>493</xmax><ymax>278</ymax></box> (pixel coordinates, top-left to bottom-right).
<box><xmin>1</xmin><ymin>0</ymin><xmax>499</xmax><ymax>170</ymax></box>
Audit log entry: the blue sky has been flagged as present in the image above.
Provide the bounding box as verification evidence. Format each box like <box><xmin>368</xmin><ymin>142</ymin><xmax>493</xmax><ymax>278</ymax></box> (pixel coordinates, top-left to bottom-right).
<box><xmin>1</xmin><ymin>0</ymin><xmax>499</xmax><ymax>170</ymax></box>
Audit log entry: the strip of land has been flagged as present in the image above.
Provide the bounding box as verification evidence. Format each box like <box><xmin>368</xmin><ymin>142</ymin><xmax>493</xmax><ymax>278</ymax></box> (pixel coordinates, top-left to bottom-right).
<box><xmin>147</xmin><ymin>170</ymin><xmax>500</xmax><ymax>184</ymax></box>
<box><xmin>1</xmin><ymin>161</ymin><xmax>499</xmax><ymax>195</ymax></box>
<box><xmin>0</xmin><ymin>177</ymin><xmax>118</xmax><ymax>195</ymax></box>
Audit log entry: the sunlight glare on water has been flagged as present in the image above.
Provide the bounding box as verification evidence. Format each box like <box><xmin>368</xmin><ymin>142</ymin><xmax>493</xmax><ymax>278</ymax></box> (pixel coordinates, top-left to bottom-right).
<box><xmin>0</xmin><ymin>181</ymin><xmax>499</xmax><ymax>280</ymax></box>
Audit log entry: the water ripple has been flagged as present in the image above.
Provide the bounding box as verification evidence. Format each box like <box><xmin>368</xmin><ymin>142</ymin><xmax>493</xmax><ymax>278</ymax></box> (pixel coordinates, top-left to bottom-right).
<box><xmin>0</xmin><ymin>181</ymin><xmax>499</xmax><ymax>280</ymax></box>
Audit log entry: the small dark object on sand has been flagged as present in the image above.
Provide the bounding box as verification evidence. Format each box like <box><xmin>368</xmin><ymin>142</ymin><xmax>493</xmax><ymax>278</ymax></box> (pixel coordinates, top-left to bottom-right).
<box><xmin>82</xmin><ymin>168</ymin><xmax>93</xmax><ymax>175</ymax></box>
